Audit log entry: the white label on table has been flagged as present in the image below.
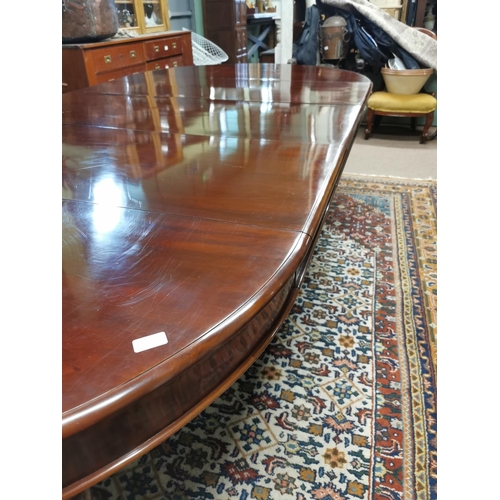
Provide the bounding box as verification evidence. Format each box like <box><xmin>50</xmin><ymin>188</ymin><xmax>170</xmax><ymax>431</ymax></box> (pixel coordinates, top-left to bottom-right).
<box><xmin>132</xmin><ymin>331</ymin><xmax>168</xmax><ymax>353</ymax></box>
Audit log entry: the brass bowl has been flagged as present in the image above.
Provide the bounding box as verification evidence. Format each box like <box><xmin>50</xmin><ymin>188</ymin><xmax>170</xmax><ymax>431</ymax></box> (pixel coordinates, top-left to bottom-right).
<box><xmin>381</xmin><ymin>67</ymin><xmax>434</xmax><ymax>95</ymax></box>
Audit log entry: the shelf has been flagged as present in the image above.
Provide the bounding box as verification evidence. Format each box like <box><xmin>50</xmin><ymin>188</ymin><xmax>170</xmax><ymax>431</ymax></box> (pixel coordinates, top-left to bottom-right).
<box><xmin>115</xmin><ymin>0</ymin><xmax>170</xmax><ymax>32</ymax></box>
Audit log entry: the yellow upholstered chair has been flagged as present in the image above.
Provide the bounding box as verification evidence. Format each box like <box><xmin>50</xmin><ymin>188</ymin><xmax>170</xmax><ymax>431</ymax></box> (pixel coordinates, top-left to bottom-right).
<box><xmin>364</xmin><ymin>28</ymin><xmax>437</xmax><ymax>144</ymax></box>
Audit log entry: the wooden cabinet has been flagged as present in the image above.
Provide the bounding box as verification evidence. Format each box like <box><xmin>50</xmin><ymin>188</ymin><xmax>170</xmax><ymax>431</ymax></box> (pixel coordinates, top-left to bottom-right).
<box><xmin>203</xmin><ymin>0</ymin><xmax>248</xmax><ymax>63</ymax></box>
<box><xmin>115</xmin><ymin>0</ymin><xmax>171</xmax><ymax>34</ymax></box>
<box><xmin>62</xmin><ymin>31</ymin><xmax>193</xmax><ymax>93</ymax></box>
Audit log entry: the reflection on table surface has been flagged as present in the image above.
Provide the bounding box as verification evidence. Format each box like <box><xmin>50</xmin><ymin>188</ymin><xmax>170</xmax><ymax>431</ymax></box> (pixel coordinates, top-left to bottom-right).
<box><xmin>62</xmin><ymin>63</ymin><xmax>372</xmax><ymax>498</ymax></box>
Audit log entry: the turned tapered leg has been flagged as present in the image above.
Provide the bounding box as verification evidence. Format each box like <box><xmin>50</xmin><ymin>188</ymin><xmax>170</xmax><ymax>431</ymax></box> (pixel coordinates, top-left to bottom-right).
<box><xmin>365</xmin><ymin>108</ymin><xmax>375</xmax><ymax>139</ymax></box>
<box><xmin>420</xmin><ymin>112</ymin><xmax>435</xmax><ymax>144</ymax></box>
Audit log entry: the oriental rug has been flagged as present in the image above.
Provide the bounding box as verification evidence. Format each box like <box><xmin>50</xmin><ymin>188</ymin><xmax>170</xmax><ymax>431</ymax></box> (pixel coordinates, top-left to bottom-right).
<box><xmin>89</xmin><ymin>175</ymin><xmax>437</xmax><ymax>500</ymax></box>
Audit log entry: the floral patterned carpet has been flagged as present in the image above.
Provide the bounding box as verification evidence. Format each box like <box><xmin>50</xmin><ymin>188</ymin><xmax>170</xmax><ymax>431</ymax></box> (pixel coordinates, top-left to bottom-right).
<box><xmin>89</xmin><ymin>175</ymin><xmax>437</xmax><ymax>500</ymax></box>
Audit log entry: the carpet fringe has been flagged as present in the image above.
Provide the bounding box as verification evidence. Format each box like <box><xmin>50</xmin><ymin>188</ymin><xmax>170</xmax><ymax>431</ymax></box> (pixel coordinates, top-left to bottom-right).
<box><xmin>342</xmin><ymin>173</ymin><xmax>436</xmax><ymax>182</ymax></box>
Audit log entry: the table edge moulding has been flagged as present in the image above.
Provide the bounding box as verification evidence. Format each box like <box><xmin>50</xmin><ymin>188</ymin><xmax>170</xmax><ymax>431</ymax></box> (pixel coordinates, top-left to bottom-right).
<box><xmin>61</xmin><ymin>63</ymin><xmax>372</xmax><ymax>499</ymax></box>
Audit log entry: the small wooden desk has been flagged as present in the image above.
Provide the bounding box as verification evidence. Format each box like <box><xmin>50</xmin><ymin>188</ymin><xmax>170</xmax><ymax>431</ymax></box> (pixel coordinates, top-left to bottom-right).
<box><xmin>62</xmin><ymin>63</ymin><xmax>372</xmax><ymax>498</ymax></box>
<box><xmin>62</xmin><ymin>31</ymin><xmax>193</xmax><ymax>93</ymax></box>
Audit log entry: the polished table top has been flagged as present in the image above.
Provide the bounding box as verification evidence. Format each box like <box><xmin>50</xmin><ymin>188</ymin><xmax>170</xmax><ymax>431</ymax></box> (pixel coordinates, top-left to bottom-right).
<box><xmin>62</xmin><ymin>63</ymin><xmax>372</xmax><ymax>497</ymax></box>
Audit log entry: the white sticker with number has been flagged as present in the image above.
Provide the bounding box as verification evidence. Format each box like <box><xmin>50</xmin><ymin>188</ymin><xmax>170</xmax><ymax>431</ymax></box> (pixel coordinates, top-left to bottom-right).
<box><xmin>132</xmin><ymin>331</ymin><xmax>168</xmax><ymax>353</ymax></box>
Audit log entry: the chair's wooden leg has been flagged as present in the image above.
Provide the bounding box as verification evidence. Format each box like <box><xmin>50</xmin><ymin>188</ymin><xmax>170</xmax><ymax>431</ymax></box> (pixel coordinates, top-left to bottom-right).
<box><xmin>365</xmin><ymin>108</ymin><xmax>374</xmax><ymax>139</ymax></box>
<box><xmin>420</xmin><ymin>112</ymin><xmax>434</xmax><ymax>144</ymax></box>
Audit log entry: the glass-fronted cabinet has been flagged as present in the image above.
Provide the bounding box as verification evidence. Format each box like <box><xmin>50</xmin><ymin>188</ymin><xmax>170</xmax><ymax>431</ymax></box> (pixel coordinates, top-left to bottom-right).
<box><xmin>115</xmin><ymin>0</ymin><xmax>170</xmax><ymax>33</ymax></box>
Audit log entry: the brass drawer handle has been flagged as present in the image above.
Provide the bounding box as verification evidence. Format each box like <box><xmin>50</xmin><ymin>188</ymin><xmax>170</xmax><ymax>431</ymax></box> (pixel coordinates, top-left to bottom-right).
<box><xmin>172</xmin><ymin>42</ymin><xmax>177</xmax><ymax>49</ymax></box>
<box><xmin>173</xmin><ymin>61</ymin><xmax>178</xmax><ymax>67</ymax></box>
<box><xmin>104</xmin><ymin>55</ymin><xmax>111</xmax><ymax>63</ymax></box>
<box><xmin>130</xmin><ymin>50</ymin><xmax>136</xmax><ymax>58</ymax></box>
<box><xmin>154</xmin><ymin>46</ymin><xmax>159</xmax><ymax>53</ymax></box>
<box><xmin>155</xmin><ymin>64</ymin><xmax>160</xmax><ymax>70</ymax></box>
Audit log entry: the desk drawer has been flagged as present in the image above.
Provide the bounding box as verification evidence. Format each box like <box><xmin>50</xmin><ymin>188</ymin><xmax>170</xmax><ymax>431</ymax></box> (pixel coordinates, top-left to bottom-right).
<box><xmin>145</xmin><ymin>37</ymin><xmax>184</xmax><ymax>61</ymax></box>
<box><xmin>95</xmin><ymin>64</ymin><xmax>147</xmax><ymax>84</ymax></box>
<box><xmin>91</xmin><ymin>42</ymin><xmax>146</xmax><ymax>74</ymax></box>
<box><xmin>146</xmin><ymin>55</ymin><xmax>184</xmax><ymax>71</ymax></box>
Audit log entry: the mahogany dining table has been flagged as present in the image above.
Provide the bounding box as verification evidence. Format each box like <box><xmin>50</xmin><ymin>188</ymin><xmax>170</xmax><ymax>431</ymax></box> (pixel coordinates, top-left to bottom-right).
<box><xmin>62</xmin><ymin>63</ymin><xmax>372</xmax><ymax>498</ymax></box>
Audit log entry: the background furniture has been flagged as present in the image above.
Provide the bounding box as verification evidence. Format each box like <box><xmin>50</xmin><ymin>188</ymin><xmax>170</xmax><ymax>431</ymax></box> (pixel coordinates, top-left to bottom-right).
<box><xmin>247</xmin><ymin>14</ymin><xmax>276</xmax><ymax>62</ymax></box>
<box><xmin>368</xmin><ymin>0</ymin><xmax>405</xmax><ymax>21</ymax></box>
<box><xmin>364</xmin><ymin>26</ymin><xmax>437</xmax><ymax>143</ymax></box>
<box><xmin>364</xmin><ymin>91</ymin><xmax>436</xmax><ymax>143</ymax></box>
<box><xmin>62</xmin><ymin>63</ymin><xmax>372</xmax><ymax>499</ymax></box>
<box><xmin>62</xmin><ymin>31</ymin><xmax>193</xmax><ymax>93</ymax></box>
<box><xmin>202</xmin><ymin>0</ymin><xmax>248</xmax><ymax>62</ymax></box>
<box><xmin>114</xmin><ymin>0</ymin><xmax>171</xmax><ymax>34</ymax></box>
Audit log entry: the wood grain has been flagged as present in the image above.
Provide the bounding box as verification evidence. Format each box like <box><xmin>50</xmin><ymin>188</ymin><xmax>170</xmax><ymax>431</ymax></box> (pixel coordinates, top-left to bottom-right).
<box><xmin>62</xmin><ymin>63</ymin><xmax>372</xmax><ymax>498</ymax></box>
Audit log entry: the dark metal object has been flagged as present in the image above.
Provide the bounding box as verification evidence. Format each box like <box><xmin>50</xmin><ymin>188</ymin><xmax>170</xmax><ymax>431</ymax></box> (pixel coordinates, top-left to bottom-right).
<box><xmin>320</xmin><ymin>15</ymin><xmax>351</xmax><ymax>62</ymax></box>
<box><xmin>62</xmin><ymin>0</ymin><xmax>119</xmax><ymax>43</ymax></box>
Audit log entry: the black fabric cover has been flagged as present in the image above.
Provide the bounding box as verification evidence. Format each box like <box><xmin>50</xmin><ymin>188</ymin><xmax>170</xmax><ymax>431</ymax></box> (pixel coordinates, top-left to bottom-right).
<box><xmin>316</xmin><ymin>0</ymin><xmax>421</xmax><ymax>70</ymax></box>
<box><xmin>292</xmin><ymin>5</ymin><xmax>321</xmax><ymax>65</ymax></box>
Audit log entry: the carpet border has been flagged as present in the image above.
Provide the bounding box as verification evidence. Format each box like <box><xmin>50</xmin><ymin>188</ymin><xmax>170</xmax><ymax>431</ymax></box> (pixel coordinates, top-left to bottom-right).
<box><xmin>341</xmin><ymin>174</ymin><xmax>437</xmax><ymax>184</ymax></box>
